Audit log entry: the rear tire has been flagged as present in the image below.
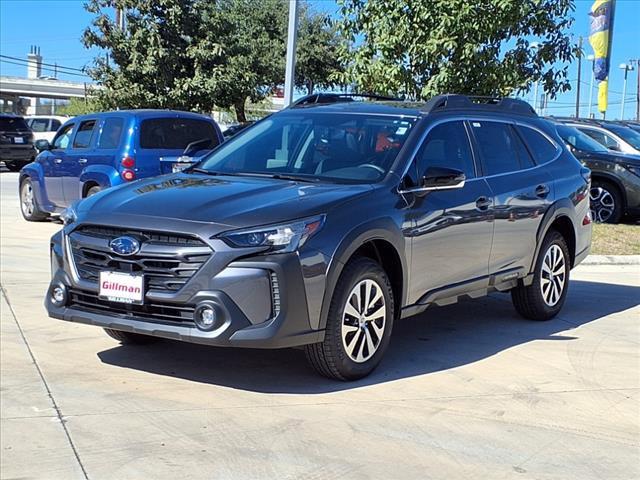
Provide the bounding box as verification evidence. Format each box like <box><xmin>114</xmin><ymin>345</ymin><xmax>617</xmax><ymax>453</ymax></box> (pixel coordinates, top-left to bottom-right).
<box><xmin>85</xmin><ymin>185</ymin><xmax>101</xmax><ymax>197</ymax></box>
<box><xmin>19</xmin><ymin>177</ymin><xmax>48</xmax><ymax>222</ymax></box>
<box><xmin>305</xmin><ymin>257</ymin><xmax>394</xmax><ymax>381</ymax></box>
<box><xmin>104</xmin><ymin>328</ymin><xmax>158</xmax><ymax>345</ymax></box>
<box><xmin>511</xmin><ymin>230</ymin><xmax>570</xmax><ymax>321</ymax></box>
<box><xmin>590</xmin><ymin>180</ymin><xmax>622</xmax><ymax>224</ymax></box>
<box><xmin>4</xmin><ymin>162</ymin><xmax>23</xmax><ymax>172</ymax></box>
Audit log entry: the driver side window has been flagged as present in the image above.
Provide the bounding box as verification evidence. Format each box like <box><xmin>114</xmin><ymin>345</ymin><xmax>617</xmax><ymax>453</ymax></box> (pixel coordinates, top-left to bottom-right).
<box><xmin>415</xmin><ymin>121</ymin><xmax>475</xmax><ymax>179</ymax></box>
<box><xmin>52</xmin><ymin>123</ymin><xmax>75</xmax><ymax>150</ymax></box>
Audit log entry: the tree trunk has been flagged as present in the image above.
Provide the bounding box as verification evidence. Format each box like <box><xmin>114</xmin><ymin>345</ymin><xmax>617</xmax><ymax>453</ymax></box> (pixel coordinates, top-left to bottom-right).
<box><xmin>307</xmin><ymin>80</ymin><xmax>314</xmax><ymax>95</ymax></box>
<box><xmin>234</xmin><ymin>99</ymin><xmax>247</xmax><ymax>123</ymax></box>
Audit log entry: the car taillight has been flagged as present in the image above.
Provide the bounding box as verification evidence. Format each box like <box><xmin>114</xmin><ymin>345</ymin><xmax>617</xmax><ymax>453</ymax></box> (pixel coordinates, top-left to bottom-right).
<box><xmin>122</xmin><ymin>169</ymin><xmax>136</xmax><ymax>181</ymax></box>
<box><xmin>121</xmin><ymin>156</ymin><xmax>135</xmax><ymax>168</ymax></box>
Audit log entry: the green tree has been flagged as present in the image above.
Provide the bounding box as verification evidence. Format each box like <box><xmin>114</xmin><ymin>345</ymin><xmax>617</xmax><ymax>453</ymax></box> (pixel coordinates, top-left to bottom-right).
<box><xmin>296</xmin><ymin>9</ymin><xmax>345</xmax><ymax>95</ymax></box>
<box><xmin>203</xmin><ymin>0</ymin><xmax>288</xmax><ymax>122</ymax></box>
<box><xmin>82</xmin><ymin>0</ymin><xmax>223</xmax><ymax>111</ymax></box>
<box><xmin>335</xmin><ymin>0</ymin><xmax>576</xmax><ymax>100</ymax></box>
<box><xmin>57</xmin><ymin>96</ymin><xmax>103</xmax><ymax>116</ymax></box>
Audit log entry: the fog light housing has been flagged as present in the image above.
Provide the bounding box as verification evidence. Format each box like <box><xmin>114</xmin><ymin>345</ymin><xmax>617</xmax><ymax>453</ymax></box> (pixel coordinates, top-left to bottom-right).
<box><xmin>194</xmin><ymin>303</ymin><xmax>220</xmax><ymax>331</ymax></box>
<box><xmin>50</xmin><ymin>284</ymin><xmax>67</xmax><ymax>307</ymax></box>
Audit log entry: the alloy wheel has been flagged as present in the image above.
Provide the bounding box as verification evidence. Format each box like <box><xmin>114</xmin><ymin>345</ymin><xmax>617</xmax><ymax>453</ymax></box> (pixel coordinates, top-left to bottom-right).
<box><xmin>540</xmin><ymin>244</ymin><xmax>566</xmax><ymax>307</ymax></box>
<box><xmin>21</xmin><ymin>182</ymin><xmax>34</xmax><ymax>217</ymax></box>
<box><xmin>341</xmin><ymin>279</ymin><xmax>386</xmax><ymax>363</ymax></box>
<box><xmin>589</xmin><ymin>186</ymin><xmax>615</xmax><ymax>223</ymax></box>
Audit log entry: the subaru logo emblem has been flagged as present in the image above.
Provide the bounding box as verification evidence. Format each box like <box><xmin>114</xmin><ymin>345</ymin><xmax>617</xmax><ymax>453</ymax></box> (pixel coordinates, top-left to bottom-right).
<box><xmin>109</xmin><ymin>236</ymin><xmax>141</xmax><ymax>256</ymax></box>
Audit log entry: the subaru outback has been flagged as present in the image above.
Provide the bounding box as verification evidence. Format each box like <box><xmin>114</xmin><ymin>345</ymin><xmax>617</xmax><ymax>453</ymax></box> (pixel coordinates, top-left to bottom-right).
<box><xmin>46</xmin><ymin>94</ymin><xmax>592</xmax><ymax>380</ymax></box>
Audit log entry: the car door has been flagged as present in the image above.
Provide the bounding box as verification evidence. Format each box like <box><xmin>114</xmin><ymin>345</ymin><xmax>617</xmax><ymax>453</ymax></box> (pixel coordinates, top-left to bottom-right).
<box><xmin>406</xmin><ymin>120</ymin><xmax>494</xmax><ymax>304</ymax></box>
<box><xmin>469</xmin><ymin>120</ymin><xmax>555</xmax><ymax>276</ymax></box>
<box><xmin>64</xmin><ymin>118</ymin><xmax>98</xmax><ymax>202</ymax></box>
<box><xmin>41</xmin><ymin>122</ymin><xmax>75</xmax><ymax>207</ymax></box>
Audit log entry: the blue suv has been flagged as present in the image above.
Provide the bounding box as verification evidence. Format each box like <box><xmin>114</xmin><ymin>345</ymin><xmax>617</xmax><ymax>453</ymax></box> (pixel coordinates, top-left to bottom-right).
<box><xmin>19</xmin><ymin>110</ymin><xmax>223</xmax><ymax>221</ymax></box>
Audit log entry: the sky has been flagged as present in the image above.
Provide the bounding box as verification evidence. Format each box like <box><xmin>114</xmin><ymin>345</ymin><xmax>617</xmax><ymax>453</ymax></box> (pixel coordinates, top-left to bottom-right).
<box><xmin>0</xmin><ymin>0</ymin><xmax>638</xmax><ymax>118</ymax></box>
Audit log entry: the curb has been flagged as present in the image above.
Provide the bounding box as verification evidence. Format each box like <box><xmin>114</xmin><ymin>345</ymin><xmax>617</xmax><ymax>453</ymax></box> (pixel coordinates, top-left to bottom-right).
<box><xmin>581</xmin><ymin>255</ymin><xmax>640</xmax><ymax>265</ymax></box>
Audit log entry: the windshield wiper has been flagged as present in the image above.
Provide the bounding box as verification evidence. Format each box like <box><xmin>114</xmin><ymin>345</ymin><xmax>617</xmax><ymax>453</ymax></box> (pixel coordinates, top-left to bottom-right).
<box><xmin>186</xmin><ymin>168</ymin><xmax>320</xmax><ymax>183</ymax></box>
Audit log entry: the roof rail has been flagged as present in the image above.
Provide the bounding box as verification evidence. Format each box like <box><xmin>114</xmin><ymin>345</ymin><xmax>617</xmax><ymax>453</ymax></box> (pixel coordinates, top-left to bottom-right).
<box><xmin>422</xmin><ymin>94</ymin><xmax>538</xmax><ymax>117</ymax></box>
<box><xmin>289</xmin><ymin>93</ymin><xmax>402</xmax><ymax>108</ymax></box>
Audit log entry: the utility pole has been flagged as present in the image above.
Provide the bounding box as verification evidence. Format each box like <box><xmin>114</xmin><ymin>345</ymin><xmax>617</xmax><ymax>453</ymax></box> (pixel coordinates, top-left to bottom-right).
<box><xmin>283</xmin><ymin>0</ymin><xmax>299</xmax><ymax>107</ymax></box>
<box><xmin>575</xmin><ymin>36</ymin><xmax>583</xmax><ymax>118</ymax></box>
<box><xmin>632</xmin><ymin>59</ymin><xmax>640</xmax><ymax>121</ymax></box>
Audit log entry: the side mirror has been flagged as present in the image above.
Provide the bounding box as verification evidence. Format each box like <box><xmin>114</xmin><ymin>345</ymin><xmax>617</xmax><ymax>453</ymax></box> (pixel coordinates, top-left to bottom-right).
<box><xmin>421</xmin><ymin>166</ymin><xmax>466</xmax><ymax>190</ymax></box>
<box><xmin>35</xmin><ymin>139</ymin><xmax>50</xmax><ymax>151</ymax></box>
<box><xmin>398</xmin><ymin>166</ymin><xmax>465</xmax><ymax>196</ymax></box>
<box><xmin>608</xmin><ymin>144</ymin><xmax>621</xmax><ymax>152</ymax></box>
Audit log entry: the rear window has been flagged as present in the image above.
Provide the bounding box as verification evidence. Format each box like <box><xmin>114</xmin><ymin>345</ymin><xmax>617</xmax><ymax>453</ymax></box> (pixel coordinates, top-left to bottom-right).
<box><xmin>140</xmin><ymin>118</ymin><xmax>219</xmax><ymax>150</ymax></box>
<box><xmin>516</xmin><ymin>126</ymin><xmax>558</xmax><ymax>164</ymax></box>
<box><xmin>97</xmin><ymin>118</ymin><xmax>124</xmax><ymax>149</ymax></box>
<box><xmin>0</xmin><ymin>117</ymin><xmax>30</xmax><ymax>132</ymax></box>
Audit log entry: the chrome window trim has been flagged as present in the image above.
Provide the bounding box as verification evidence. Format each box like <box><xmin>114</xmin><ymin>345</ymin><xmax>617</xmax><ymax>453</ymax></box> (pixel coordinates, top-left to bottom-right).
<box><xmin>396</xmin><ymin>115</ymin><xmax>563</xmax><ymax>189</ymax></box>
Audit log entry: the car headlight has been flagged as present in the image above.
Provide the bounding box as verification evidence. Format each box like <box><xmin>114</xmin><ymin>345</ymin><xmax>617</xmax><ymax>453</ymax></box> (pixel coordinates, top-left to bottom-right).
<box><xmin>219</xmin><ymin>215</ymin><xmax>325</xmax><ymax>253</ymax></box>
<box><xmin>59</xmin><ymin>205</ymin><xmax>77</xmax><ymax>225</ymax></box>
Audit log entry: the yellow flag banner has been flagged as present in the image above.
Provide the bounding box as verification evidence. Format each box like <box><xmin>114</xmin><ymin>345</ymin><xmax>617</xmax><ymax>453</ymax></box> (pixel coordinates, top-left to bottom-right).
<box><xmin>598</xmin><ymin>79</ymin><xmax>609</xmax><ymax>113</ymax></box>
<box><xmin>588</xmin><ymin>0</ymin><xmax>616</xmax><ymax>114</ymax></box>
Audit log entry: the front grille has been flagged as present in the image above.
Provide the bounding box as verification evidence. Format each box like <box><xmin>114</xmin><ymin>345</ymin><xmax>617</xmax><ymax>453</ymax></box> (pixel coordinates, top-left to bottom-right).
<box><xmin>69</xmin><ymin>289</ymin><xmax>195</xmax><ymax>325</ymax></box>
<box><xmin>69</xmin><ymin>226</ymin><xmax>212</xmax><ymax>293</ymax></box>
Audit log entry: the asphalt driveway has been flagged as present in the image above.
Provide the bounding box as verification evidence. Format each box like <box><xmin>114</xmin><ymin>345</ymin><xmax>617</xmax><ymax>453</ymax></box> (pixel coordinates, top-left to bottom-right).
<box><xmin>1</xmin><ymin>170</ymin><xmax>638</xmax><ymax>480</ymax></box>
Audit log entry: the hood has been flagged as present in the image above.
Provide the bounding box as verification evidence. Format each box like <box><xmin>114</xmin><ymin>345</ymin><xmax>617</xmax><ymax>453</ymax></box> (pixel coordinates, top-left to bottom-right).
<box><xmin>78</xmin><ymin>172</ymin><xmax>373</xmax><ymax>229</ymax></box>
<box><xmin>575</xmin><ymin>149</ymin><xmax>640</xmax><ymax>166</ymax></box>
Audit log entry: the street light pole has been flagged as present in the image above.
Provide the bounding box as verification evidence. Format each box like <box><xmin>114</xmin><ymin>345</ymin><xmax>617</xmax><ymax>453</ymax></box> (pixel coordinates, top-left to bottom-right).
<box><xmin>575</xmin><ymin>36</ymin><xmax>583</xmax><ymax>118</ymax></box>
<box><xmin>530</xmin><ymin>42</ymin><xmax>540</xmax><ymax>113</ymax></box>
<box><xmin>283</xmin><ymin>0</ymin><xmax>299</xmax><ymax>107</ymax></box>
<box><xmin>620</xmin><ymin>62</ymin><xmax>635</xmax><ymax>120</ymax></box>
<box><xmin>587</xmin><ymin>54</ymin><xmax>595</xmax><ymax>118</ymax></box>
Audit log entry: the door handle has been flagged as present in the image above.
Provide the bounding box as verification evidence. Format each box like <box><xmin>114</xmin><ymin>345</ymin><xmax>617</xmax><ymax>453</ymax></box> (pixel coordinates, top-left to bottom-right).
<box><xmin>78</xmin><ymin>158</ymin><xmax>88</xmax><ymax>164</ymax></box>
<box><xmin>535</xmin><ymin>184</ymin><xmax>550</xmax><ymax>198</ymax></box>
<box><xmin>475</xmin><ymin>196</ymin><xmax>491</xmax><ymax>210</ymax></box>
<box><xmin>54</xmin><ymin>158</ymin><xmax>62</xmax><ymax>164</ymax></box>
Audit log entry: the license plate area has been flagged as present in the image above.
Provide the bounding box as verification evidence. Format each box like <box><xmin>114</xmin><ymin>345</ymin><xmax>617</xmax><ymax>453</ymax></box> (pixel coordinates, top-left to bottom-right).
<box><xmin>99</xmin><ymin>271</ymin><xmax>144</xmax><ymax>304</ymax></box>
<box><xmin>14</xmin><ymin>137</ymin><xmax>24</xmax><ymax>144</ymax></box>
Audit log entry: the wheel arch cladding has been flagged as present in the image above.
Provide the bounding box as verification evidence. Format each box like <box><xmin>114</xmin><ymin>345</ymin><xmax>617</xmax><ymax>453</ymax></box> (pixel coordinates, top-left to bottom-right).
<box><xmin>318</xmin><ymin>220</ymin><xmax>408</xmax><ymax>330</ymax></box>
<box><xmin>549</xmin><ymin>215</ymin><xmax>576</xmax><ymax>268</ymax></box>
<box><xmin>591</xmin><ymin>173</ymin><xmax>627</xmax><ymax>208</ymax></box>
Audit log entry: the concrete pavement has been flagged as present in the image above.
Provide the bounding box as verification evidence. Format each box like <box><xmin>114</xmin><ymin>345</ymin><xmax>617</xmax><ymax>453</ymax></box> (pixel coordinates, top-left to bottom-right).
<box><xmin>1</xmin><ymin>171</ymin><xmax>639</xmax><ymax>480</ymax></box>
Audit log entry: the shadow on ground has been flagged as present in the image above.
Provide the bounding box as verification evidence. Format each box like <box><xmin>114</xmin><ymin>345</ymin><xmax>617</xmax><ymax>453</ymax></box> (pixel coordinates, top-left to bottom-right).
<box><xmin>97</xmin><ymin>279</ymin><xmax>639</xmax><ymax>393</ymax></box>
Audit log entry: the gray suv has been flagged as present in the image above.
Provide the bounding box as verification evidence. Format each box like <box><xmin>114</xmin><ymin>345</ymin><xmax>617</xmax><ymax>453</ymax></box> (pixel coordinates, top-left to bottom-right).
<box><xmin>46</xmin><ymin>95</ymin><xmax>592</xmax><ymax>380</ymax></box>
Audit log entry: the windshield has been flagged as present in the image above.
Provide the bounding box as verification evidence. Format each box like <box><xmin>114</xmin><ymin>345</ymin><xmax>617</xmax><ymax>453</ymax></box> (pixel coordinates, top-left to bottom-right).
<box><xmin>196</xmin><ymin>112</ymin><xmax>417</xmax><ymax>183</ymax></box>
<box><xmin>603</xmin><ymin>124</ymin><xmax>640</xmax><ymax>149</ymax></box>
<box><xmin>556</xmin><ymin>125</ymin><xmax>608</xmax><ymax>153</ymax></box>
<box><xmin>0</xmin><ymin>117</ymin><xmax>30</xmax><ymax>132</ymax></box>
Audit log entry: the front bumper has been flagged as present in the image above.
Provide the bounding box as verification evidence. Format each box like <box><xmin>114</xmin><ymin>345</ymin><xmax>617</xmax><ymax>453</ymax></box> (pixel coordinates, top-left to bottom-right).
<box><xmin>46</xmin><ymin>226</ymin><xmax>328</xmax><ymax>348</ymax></box>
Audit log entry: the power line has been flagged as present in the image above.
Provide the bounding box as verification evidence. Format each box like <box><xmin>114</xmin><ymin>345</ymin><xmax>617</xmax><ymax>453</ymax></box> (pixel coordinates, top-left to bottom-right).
<box><xmin>0</xmin><ymin>59</ymin><xmax>90</xmax><ymax>78</ymax></box>
<box><xmin>0</xmin><ymin>54</ymin><xmax>87</xmax><ymax>73</ymax></box>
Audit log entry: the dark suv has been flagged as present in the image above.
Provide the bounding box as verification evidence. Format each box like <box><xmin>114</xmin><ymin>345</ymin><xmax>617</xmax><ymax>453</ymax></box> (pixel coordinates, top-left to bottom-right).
<box><xmin>553</xmin><ymin>121</ymin><xmax>640</xmax><ymax>223</ymax></box>
<box><xmin>0</xmin><ymin>114</ymin><xmax>37</xmax><ymax>171</ymax></box>
<box><xmin>46</xmin><ymin>95</ymin><xmax>592</xmax><ymax>380</ymax></box>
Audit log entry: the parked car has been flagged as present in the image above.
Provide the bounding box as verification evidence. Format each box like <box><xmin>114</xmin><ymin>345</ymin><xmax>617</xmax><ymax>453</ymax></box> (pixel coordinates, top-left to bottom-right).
<box><xmin>46</xmin><ymin>94</ymin><xmax>591</xmax><ymax>380</ymax></box>
<box><xmin>615</xmin><ymin>120</ymin><xmax>640</xmax><ymax>133</ymax></box>
<box><xmin>1</xmin><ymin>113</ymin><xmax>37</xmax><ymax>171</ymax></box>
<box><xmin>222</xmin><ymin>121</ymin><xmax>255</xmax><ymax>139</ymax></box>
<box><xmin>25</xmin><ymin>115</ymin><xmax>69</xmax><ymax>143</ymax></box>
<box><xmin>19</xmin><ymin>109</ymin><xmax>223</xmax><ymax>221</ymax></box>
<box><xmin>560</xmin><ymin>119</ymin><xmax>640</xmax><ymax>155</ymax></box>
<box><xmin>553</xmin><ymin>122</ymin><xmax>640</xmax><ymax>223</ymax></box>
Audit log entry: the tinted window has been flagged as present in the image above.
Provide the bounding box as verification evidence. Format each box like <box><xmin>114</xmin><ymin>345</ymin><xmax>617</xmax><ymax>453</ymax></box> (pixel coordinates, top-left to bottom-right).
<box><xmin>416</xmin><ymin>121</ymin><xmax>475</xmax><ymax>179</ymax></box>
<box><xmin>471</xmin><ymin>121</ymin><xmax>519</xmax><ymax>175</ymax></box>
<box><xmin>29</xmin><ymin>118</ymin><xmax>50</xmax><ymax>132</ymax></box>
<box><xmin>50</xmin><ymin>119</ymin><xmax>61</xmax><ymax>131</ymax></box>
<box><xmin>98</xmin><ymin>118</ymin><xmax>124</xmax><ymax>149</ymax></box>
<box><xmin>604</xmin><ymin>124</ymin><xmax>640</xmax><ymax>149</ymax></box>
<box><xmin>580</xmin><ymin>128</ymin><xmax>618</xmax><ymax>148</ymax></box>
<box><xmin>0</xmin><ymin>116</ymin><xmax>29</xmax><ymax>132</ymax></box>
<box><xmin>73</xmin><ymin>120</ymin><xmax>96</xmax><ymax>149</ymax></box>
<box><xmin>140</xmin><ymin>118</ymin><xmax>219</xmax><ymax>150</ymax></box>
<box><xmin>52</xmin><ymin>123</ymin><xmax>74</xmax><ymax>149</ymax></box>
<box><xmin>517</xmin><ymin>126</ymin><xmax>558</xmax><ymax>164</ymax></box>
<box><xmin>556</xmin><ymin>125</ymin><xmax>608</xmax><ymax>153</ymax></box>
<box><xmin>511</xmin><ymin>126</ymin><xmax>536</xmax><ymax>168</ymax></box>
<box><xmin>198</xmin><ymin>113</ymin><xmax>416</xmax><ymax>184</ymax></box>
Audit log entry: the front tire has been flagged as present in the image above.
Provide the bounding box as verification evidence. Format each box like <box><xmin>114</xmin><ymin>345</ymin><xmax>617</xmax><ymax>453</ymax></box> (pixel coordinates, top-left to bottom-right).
<box><xmin>19</xmin><ymin>177</ymin><xmax>48</xmax><ymax>221</ymax></box>
<box><xmin>305</xmin><ymin>257</ymin><xmax>394</xmax><ymax>381</ymax></box>
<box><xmin>511</xmin><ymin>230</ymin><xmax>570</xmax><ymax>321</ymax></box>
<box><xmin>104</xmin><ymin>328</ymin><xmax>158</xmax><ymax>345</ymax></box>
